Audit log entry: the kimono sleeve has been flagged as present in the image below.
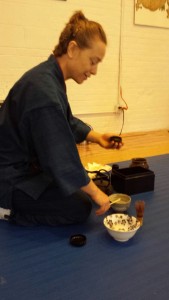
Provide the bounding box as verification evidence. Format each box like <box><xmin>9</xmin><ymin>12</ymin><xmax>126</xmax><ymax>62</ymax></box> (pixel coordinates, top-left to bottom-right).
<box><xmin>26</xmin><ymin>106</ymin><xmax>90</xmax><ymax>196</ymax></box>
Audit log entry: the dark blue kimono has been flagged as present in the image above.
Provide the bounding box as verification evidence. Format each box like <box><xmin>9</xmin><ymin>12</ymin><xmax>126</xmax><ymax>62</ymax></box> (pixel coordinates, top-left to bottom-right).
<box><xmin>0</xmin><ymin>55</ymin><xmax>91</xmax><ymax>209</ymax></box>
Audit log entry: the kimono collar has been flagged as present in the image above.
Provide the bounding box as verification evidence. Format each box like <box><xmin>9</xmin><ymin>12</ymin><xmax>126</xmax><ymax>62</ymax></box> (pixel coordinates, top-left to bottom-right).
<box><xmin>48</xmin><ymin>54</ymin><xmax>66</xmax><ymax>92</ymax></box>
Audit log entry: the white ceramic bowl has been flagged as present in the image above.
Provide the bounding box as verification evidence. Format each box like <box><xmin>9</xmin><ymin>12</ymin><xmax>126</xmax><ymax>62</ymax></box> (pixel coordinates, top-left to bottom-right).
<box><xmin>103</xmin><ymin>213</ymin><xmax>140</xmax><ymax>242</ymax></box>
<box><xmin>109</xmin><ymin>193</ymin><xmax>131</xmax><ymax>212</ymax></box>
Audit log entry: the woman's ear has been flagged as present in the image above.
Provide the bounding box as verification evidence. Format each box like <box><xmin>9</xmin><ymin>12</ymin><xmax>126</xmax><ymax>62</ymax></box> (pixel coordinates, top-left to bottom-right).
<box><xmin>67</xmin><ymin>41</ymin><xmax>79</xmax><ymax>58</ymax></box>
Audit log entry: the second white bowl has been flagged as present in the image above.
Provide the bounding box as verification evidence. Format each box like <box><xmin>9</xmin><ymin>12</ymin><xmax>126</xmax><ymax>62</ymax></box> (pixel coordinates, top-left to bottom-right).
<box><xmin>109</xmin><ymin>193</ymin><xmax>131</xmax><ymax>212</ymax></box>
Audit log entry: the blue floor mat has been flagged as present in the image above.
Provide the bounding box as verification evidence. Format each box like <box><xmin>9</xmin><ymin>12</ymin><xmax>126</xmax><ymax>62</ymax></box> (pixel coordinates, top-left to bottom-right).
<box><xmin>1</xmin><ymin>154</ymin><xmax>169</xmax><ymax>300</ymax></box>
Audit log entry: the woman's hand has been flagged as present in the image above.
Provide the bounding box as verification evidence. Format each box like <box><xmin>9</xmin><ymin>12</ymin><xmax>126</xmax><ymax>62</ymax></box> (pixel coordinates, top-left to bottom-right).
<box><xmin>95</xmin><ymin>201</ymin><xmax>111</xmax><ymax>216</ymax></box>
<box><xmin>86</xmin><ymin>130</ymin><xmax>123</xmax><ymax>149</ymax></box>
<box><xmin>81</xmin><ymin>180</ymin><xmax>110</xmax><ymax>216</ymax></box>
<box><xmin>98</xmin><ymin>133</ymin><xmax>123</xmax><ymax>149</ymax></box>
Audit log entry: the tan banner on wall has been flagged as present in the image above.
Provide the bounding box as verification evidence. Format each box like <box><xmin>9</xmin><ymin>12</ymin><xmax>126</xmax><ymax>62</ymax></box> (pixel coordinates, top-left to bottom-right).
<box><xmin>134</xmin><ymin>0</ymin><xmax>169</xmax><ymax>28</ymax></box>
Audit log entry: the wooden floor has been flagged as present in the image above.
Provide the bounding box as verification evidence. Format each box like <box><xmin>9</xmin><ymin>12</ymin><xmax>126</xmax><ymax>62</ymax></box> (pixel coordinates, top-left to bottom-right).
<box><xmin>77</xmin><ymin>130</ymin><xmax>169</xmax><ymax>167</ymax></box>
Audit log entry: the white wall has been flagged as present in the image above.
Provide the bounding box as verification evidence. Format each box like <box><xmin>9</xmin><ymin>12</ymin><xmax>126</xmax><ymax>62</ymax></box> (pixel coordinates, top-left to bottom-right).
<box><xmin>0</xmin><ymin>0</ymin><xmax>169</xmax><ymax>134</ymax></box>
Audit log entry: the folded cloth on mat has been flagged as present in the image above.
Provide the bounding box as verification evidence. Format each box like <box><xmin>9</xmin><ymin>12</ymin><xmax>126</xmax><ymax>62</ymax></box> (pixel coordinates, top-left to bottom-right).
<box><xmin>0</xmin><ymin>208</ymin><xmax>11</xmax><ymax>220</ymax></box>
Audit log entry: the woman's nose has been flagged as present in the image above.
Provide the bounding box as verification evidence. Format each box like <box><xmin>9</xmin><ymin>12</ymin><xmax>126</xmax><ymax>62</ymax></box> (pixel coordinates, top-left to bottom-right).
<box><xmin>91</xmin><ymin>64</ymin><xmax>98</xmax><ymax>75</ymax></box>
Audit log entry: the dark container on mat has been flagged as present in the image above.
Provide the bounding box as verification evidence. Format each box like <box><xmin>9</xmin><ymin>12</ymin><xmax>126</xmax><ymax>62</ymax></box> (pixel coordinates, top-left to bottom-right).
<box><xmin>111</xmin><ymin>166</ymin><xmax>155</xmax><ymax>195</ymax></box>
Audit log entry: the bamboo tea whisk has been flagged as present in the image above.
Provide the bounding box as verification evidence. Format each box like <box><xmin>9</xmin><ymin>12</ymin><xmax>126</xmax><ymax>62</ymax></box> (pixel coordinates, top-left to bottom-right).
<box><xmin>135</xmin><ymin>200</ymin><xmax>145</xmax><ymax>226</ymax></box>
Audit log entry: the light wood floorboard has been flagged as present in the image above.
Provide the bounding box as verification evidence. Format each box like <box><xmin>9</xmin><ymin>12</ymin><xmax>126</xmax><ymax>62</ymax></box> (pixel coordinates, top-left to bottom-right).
<box><xmin>77</xmin><ymin>130</ymin><xmax>169</xmax><ymax>167</ymax></box>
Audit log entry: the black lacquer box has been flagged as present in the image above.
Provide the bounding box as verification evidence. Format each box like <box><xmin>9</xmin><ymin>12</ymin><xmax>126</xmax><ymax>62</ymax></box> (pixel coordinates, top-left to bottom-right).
<box><xmin>111</xmin><ymin>166</ymin><xmax>155</xmax><ymax>195</ymax></box>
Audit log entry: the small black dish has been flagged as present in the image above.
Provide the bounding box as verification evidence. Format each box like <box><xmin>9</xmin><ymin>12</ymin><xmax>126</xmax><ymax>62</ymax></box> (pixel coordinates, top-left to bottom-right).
<box><xmin>110</xmin><ymin>136</ymin><xmax>122</xmax><ymax>143</ymax></box>
<box><xmin>69</xmin><ymin>234</ymin><xmax>87</xmax><ymax>247</ymax></box>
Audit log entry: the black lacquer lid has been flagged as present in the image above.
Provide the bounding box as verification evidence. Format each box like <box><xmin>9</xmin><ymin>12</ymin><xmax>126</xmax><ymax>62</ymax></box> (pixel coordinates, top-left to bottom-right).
<box><xmin>69</xmin><ymin>234</ymin><xmax>87</xmax><ymax>247</ymax></box>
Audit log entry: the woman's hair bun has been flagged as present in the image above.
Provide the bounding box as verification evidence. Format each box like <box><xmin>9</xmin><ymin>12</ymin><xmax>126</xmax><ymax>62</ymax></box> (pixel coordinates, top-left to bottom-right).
<box><xmin>69</xmin><ymin>10</ymin><xmax>87</xmax><ymax>25</ymax></box>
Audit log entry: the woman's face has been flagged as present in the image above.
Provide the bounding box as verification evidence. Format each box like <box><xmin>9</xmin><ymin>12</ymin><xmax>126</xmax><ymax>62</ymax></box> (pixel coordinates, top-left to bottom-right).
<box><xmin>67</xmin><ymin>39</ymin><xmax>106</xmax><ymax>84</ymax></box>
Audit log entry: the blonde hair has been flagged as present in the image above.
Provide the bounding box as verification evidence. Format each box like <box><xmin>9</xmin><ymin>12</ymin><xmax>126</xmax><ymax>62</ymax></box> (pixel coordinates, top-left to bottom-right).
<box><xmin>53</xmin><ymin>11</ymin><xmax>107</xmax><ymax>57</ymax></box>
